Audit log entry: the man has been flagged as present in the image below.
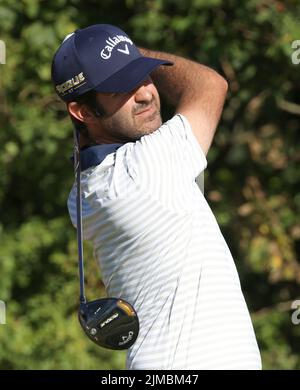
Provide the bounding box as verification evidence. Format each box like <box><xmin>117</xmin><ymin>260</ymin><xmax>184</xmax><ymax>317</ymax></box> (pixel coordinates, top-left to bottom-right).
<box><xmin>51</xmin><ymin>24</ymin><xmax>262</xmax><ymax>370</ymax></box>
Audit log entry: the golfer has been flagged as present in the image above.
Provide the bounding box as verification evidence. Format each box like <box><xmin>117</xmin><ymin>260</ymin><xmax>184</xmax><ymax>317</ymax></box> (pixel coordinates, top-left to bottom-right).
<box><xmin>51</xmin><ymin>24</ymin><xmax>262</xmax><ymax>370</ymax></box>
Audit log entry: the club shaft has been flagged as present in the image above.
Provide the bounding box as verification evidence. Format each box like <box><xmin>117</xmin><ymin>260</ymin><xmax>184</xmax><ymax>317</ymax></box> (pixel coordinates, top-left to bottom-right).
<box><xmin>73</xmin><ymin>128</ymin><xmax>86</xmax><ymax>304</ymax></box>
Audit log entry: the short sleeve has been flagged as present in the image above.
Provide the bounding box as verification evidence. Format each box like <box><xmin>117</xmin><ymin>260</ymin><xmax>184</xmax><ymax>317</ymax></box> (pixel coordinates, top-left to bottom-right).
<box><xmin>121</xmin><ymin>114</ymin><xmax>207</xmax><ymax>206</ymax></box>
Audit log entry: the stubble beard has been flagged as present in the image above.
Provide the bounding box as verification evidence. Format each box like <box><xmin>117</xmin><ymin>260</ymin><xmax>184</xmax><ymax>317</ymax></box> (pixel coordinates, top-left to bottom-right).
<box><xmin>102</xmin><ymin>98</ymin><xmax>162</xmax><ymax>143</ymax></box>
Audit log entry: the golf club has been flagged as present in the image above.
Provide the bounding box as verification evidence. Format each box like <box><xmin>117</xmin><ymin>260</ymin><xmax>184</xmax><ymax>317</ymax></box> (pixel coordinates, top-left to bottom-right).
<box><xmin>72</xmin><ymin>125</ymin><xmax>139</xmax><ymax>350</ymax></box>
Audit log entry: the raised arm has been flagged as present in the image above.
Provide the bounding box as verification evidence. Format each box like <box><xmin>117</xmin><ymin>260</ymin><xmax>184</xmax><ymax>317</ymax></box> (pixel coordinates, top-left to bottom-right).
<box><xmin>139</xmin><ymin>48</ymin><xmax>228</xmax><ymax>156</ymax></box>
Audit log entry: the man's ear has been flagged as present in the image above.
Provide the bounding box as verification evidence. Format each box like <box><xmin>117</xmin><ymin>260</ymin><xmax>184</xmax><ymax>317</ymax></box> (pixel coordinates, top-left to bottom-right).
<box><xmin>67</xmin><ymin>102</ymin><xmax>95</xmax><ymax>123</ymax></box>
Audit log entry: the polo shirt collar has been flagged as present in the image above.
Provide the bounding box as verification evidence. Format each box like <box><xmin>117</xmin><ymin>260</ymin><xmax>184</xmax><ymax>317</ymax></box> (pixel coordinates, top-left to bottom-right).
<box><xmin>71</xmin><ymin>143</ymin><xmax>123</xmax><ymax>171</ymax></box>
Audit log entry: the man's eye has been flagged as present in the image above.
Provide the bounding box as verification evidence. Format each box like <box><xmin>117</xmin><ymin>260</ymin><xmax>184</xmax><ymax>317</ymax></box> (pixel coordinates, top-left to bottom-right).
<box><xmin>106</xmin><ymin>92</ymin><xmax>128</xmax><ymax>99</ymax></box>
<box><xmin>103</xmin><ymin>92</ymin><xmax>117</xmax><ymax>98</ymax></box>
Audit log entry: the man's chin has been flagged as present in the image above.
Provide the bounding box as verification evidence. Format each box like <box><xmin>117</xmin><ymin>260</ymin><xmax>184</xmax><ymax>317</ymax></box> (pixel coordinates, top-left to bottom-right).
<box><xmin>146</xmin><ymin>111</ymin><xmax>162</xmax><ymax>131</ymax></box>
<box><xmin>130</xmin><ymin>111</ymin><xmax>162</xmax><ymax>139</ymax></box>
<box><xmin>142</xmin><ymin>122</ymin><xmax>161</xmax><ymax>136</ymax></box>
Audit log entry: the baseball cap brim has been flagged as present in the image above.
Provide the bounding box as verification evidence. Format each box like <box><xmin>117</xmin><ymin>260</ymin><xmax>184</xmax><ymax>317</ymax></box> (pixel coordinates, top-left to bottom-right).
<box><xmin>93</xmin><ymin>56</ymin><xmax>173</xmax><ymax>93</ymax></box>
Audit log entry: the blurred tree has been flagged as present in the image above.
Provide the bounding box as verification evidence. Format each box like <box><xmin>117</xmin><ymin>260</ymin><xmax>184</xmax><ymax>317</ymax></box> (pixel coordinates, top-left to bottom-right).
<box><xmin>0</xmin><ymin>0</ymin><xmax>299</xmax><ymax>369</ymax></box>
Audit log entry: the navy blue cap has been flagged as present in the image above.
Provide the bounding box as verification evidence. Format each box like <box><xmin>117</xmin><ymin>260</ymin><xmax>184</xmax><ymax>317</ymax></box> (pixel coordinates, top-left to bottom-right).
<box><xmin>51</xmin><ymin>24</ymin><xmax>172</xmax><ymax>102</ymax></box>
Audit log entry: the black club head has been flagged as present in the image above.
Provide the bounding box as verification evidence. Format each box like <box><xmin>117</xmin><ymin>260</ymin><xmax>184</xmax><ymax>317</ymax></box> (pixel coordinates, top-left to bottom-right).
<box><xmin>78</xmin><ymin>298</ymin><xmax>139</xmax><ymax>350</ymax></box>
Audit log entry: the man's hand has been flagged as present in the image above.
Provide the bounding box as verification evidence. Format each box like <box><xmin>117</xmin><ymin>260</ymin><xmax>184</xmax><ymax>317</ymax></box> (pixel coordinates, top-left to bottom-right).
<box><xmin>139</xmin><ymin>48</ymin><xmax>228</xmax><ymax>156</ymax></box>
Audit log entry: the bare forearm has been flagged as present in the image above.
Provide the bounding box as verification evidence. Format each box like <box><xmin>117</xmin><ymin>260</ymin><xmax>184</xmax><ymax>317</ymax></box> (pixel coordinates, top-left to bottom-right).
<box><xmin>139</xmin><ymin>47</ymin><xmax>227</xmax><ymax>107</ymax></box>
<box><xmin>139</xmin><ymin>47</ymin><xmax>228</xmax><ymax>156</ymax></box>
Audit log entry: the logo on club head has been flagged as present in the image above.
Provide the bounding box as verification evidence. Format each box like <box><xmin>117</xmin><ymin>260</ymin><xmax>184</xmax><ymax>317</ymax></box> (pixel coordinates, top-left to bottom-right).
<box><xmin>94</xmin><ymin>306</ymin><xmax>102</xmax><ymax>315</ymax></box>
<box><xmin>118</xmin><ymin>331</ymin><xmax>134</xmax><ymax>346</ymax></box>
<box><xmin>100</xmin><ymin>312</ymin><xmax>119</xmax><ymax>328</ymax></box>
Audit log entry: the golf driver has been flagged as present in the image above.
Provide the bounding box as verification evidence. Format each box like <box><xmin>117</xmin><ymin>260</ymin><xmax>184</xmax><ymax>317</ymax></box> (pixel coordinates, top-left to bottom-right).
<box><xmin>72</xmin><ymin>125</ymin><xmax>139</xmax><ymax>350</ymax></box>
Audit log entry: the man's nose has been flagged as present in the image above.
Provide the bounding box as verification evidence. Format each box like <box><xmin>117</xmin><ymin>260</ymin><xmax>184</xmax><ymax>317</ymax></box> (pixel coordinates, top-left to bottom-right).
<box><xmin>134</xmin><ymin>80</ymin><xmax>153</xmax><ymax>103</ymax></box>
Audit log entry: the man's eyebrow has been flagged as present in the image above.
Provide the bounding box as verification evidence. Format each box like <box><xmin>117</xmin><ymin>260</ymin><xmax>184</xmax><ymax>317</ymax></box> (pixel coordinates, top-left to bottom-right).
<box><xmin>102</xmin><ymin>92</ymin><xmax>127</xmax><ymax>98</ymax></box>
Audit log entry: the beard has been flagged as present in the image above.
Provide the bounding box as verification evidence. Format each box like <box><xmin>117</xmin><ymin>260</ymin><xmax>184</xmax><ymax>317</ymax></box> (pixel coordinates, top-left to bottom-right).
<box><xmin>100</xmin><ymin>97</ymin><xmax>162</xmax><ymax>143</ymax></box>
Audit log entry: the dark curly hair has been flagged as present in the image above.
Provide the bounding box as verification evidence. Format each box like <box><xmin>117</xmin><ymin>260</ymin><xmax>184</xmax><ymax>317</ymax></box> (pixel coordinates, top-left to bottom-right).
<box><xmin>70</xmin><ymin>89</ymin><xmax>106</xmax><ymax>137</ymax></box>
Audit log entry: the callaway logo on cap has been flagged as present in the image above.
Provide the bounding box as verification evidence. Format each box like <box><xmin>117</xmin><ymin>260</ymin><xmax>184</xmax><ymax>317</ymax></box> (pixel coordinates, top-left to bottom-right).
<box><xmin>51</xmin><ymin>24</ymin><xmax>173</xmax><ymax>102</ymax></box>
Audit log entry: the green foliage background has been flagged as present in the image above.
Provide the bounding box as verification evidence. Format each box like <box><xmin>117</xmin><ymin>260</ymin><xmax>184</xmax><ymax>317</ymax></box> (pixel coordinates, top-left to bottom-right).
<box><xmin>0</xmin><ymin>0</ymin><xmax>299</xmax><ymax>370</ymax></box>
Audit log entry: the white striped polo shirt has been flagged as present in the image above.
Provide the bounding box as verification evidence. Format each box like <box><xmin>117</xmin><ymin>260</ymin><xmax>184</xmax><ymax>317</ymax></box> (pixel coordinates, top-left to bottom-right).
<box><xmin>67</xmin><ymin>114</ymin><xmax>262</xmax><ymax>370</ymax></box>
